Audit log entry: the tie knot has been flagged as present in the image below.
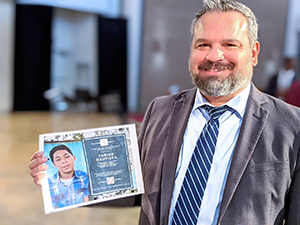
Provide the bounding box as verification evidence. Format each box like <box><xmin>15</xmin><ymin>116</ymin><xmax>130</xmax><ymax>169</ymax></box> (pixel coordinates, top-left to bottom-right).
<box><xmin>202</xmin><ymin>105</ymin><xmax>229</xmax><ymax>121</ymax></box>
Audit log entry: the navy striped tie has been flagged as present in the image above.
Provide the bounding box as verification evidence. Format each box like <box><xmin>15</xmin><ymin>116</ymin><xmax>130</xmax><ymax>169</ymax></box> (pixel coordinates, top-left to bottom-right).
<box><xmin>171</xmin><ymin>105</ymin><xmax>229</xmax><ymax>225</ymax></box>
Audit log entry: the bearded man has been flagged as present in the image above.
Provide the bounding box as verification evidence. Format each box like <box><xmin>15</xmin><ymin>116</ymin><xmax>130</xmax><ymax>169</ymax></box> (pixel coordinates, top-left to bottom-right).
<box><xmin>30</xmin><ymin>0</ymin><xmax>300</xmax><ymax>224</ymax></box>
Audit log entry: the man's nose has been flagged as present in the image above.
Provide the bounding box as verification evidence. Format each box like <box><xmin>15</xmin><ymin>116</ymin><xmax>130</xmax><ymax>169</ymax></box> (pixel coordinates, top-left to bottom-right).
<box><xmin>206</xmin><ymin>47</ymin><xmax>224</xmax><ymax>62</ymax></box>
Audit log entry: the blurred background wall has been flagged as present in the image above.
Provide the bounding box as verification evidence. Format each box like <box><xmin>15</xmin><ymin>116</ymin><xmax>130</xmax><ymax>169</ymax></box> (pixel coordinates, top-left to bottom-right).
<box><xmin>0</xmin><ymin>0</ymin><xmax>299</xmax><ymax>113</ymax></box>
<box><xmin>50</xmin><ymin>8</ymin><xmax>98</xmax><ymax>106</ymax></box>
<box><xmin>0</xmin><ymin>0</ymin><xmax>14</xmax><ymax>112</ymax></box>
<box><xmin>285</xmin><ymin>0</ymin><xmax>300</xmax><ymax>63</ymax></box>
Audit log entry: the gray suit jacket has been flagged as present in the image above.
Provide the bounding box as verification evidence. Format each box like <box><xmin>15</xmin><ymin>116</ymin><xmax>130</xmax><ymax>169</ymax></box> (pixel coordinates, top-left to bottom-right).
<box><xmin>136</xmin><ymin>83</ymin><xmax>300</xmax><ymax>225</ymax></box>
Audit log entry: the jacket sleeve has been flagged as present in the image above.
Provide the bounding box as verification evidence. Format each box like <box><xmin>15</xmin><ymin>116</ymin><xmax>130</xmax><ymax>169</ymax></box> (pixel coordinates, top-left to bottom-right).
<box><xmin>285</xmin><ymin>136</ymin><xmax>300</xmax><ymax>224</ymax></box>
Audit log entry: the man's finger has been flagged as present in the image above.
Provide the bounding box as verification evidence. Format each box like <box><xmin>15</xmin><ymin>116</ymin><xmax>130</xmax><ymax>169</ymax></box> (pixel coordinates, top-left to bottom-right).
<box><xmin>33</xmin><ymin>173</ymin><xmax>46</xmax><ymax>186</ymax></box>
<box><xmin>30</xmin><ymin>164</ymin><xmax>48</xmax><ymax>178</ymax></box>
<box><xmin>30</xmin><ymin>151</ymin><xmax>44</xmax><ymax>161</ymax></box>
<box><xmin>29</xmin><ymin>156</ymin><xmax>48</xmax><ymax>170</ymax></box>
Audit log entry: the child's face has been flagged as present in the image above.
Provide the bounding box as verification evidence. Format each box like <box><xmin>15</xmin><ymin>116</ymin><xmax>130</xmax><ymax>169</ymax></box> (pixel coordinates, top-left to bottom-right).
<box><xmin>53</xmin><ymin>150</ymin><xmax>76</xmax><ymax>175</ymax></box>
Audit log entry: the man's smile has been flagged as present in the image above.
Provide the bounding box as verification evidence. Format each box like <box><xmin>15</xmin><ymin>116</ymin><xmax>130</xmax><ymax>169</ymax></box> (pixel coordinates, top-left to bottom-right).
<box><xmin>204</xmin><ymin>66</ymin><xmax>230</xmax><ymax>72</ymax></box>
<box><xmin>198</xmin><ymin>61</ymin><xmax>235</xmax><ymax>73</ymax></box>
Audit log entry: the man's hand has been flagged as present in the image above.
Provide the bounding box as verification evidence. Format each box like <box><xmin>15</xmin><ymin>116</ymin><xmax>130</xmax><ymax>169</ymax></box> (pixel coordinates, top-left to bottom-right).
<box><xmin>29</xmin><ymin>151</ymin><xmax>49</xmax><ymax>186</ymax></box>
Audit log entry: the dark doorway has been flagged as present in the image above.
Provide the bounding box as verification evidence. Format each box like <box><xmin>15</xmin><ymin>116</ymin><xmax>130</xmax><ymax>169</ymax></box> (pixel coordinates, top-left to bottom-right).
<box><xmin>98</xmin><ymin>17</ymin><xmax>127</xmax><ymax>112</ymax></box>
<box><xmin>14</xmin><ymin>5</ymin><xmax>52</xmax><ymax>111</ymax></box>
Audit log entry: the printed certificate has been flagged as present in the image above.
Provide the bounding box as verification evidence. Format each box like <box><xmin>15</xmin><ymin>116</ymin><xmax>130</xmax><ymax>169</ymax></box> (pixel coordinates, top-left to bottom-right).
<box><xmin>39</xmin><ymin>124</ymin><xmax>144</xmax><ymax>214</ymax></box>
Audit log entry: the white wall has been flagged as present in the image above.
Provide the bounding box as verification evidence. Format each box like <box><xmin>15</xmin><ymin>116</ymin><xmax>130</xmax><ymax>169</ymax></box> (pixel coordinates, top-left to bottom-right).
<box><xmin>123</xmin><ymin>0</ymin><xmax>144</xmax><ymax>112</ymax></box>
<box><xmin>51</xmin><ymin>8</ymin><xmax>98</xmax><ymax>99</ymax></box>
<box><xmin>73</xmin><ymin>15</ymin><xmax>98</xmax><ymax>97</ymax></box>
<box><xmin>284</xmin><ymin>0</ymin><xmax>300</xmax><ymax>57</ymax></box>
<box><xmin>17</xmin><ymin>0</ymin><xmax>121</xmax><ymax>17</ymax></box>
<box><xmin>0</xmin><ymin>0</ymin><xmax>14</xmax><ymax>112</ymax></box>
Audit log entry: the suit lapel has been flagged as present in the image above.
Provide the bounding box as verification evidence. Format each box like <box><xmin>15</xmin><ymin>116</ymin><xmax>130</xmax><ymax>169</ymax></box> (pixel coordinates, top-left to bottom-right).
<box><xmin>160</xmin><ymin>88</ymin><xmax>196</xmax><ymax>224</ymax></box>
<box><xmin>218</xmin><ymin>85</ymin><xmax>270</xmax><ymax>222</ymax></box>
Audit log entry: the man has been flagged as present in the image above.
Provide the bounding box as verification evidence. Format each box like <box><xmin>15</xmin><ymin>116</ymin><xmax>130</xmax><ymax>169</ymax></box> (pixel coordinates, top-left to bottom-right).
<box><xmin>47</xmin><ymin>145</ymin><xmax>90</xmax><ymax>208</ymax></box>
<box><xmin>266</xmin><ymin>57</ymin><xmax>296</xmax><ymax>100</ymax></box>
<box><xmin>30</xmin><ymin>0</ymin><xmax>300</xmax><ymax>224</ymax></box>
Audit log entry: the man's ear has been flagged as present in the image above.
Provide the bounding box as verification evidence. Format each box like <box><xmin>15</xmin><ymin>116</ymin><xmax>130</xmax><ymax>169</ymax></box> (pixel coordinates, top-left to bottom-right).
<box><xmin>252</xmin><ymin>41</ymin><xmax>260</xmax><ymax>67</ymax></box>
<box><xmin>73</xmin><ymin>156</ymin><xmax>76</xmax><ymax>161</ymax></box>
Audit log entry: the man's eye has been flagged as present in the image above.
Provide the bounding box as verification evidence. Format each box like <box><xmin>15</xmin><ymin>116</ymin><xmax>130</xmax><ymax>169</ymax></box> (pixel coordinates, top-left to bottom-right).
<box><xmin>226</xmin><ymin>43</ymin><xmax>237</xmax><ymax>47</ymax></box>
<box><xmin>198</xmin><ymin>44</ymin><xmax>209</xmax><ymax>48</ymax></box>
<box><xmin>56</xmin><ymin>159</ymin><xmax>60</xmax><ymax>161</ymax></box>
<box><xmin>65</xmin><ymin>155</ymin><xmax>70</xmax><ymax>158</ymax></box>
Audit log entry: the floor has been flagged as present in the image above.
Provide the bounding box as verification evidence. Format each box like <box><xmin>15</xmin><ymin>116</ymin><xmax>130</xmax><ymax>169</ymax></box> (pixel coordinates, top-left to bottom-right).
<box><xmin>0</xmin><ymin>112</ymin><xmax>140</xmax><ymax>225</ymax></box>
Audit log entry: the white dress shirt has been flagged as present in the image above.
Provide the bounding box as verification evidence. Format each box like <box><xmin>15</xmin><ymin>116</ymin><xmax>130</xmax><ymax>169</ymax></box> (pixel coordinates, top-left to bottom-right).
<box><xmin>168</xmin><ymin>84</ymin><xmax>251</xmax><ymax>225</ymax></box>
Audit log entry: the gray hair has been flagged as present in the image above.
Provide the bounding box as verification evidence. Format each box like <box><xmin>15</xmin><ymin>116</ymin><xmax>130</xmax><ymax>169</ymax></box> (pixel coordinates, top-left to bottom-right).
<box><xmin>191</xmin><ymin>0</ymin><xmax>258</xmax><ymax>47</ymax></box>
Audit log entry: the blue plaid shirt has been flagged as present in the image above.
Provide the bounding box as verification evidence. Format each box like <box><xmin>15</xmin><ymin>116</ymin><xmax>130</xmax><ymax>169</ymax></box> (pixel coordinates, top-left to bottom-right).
<box><xmin>48</xmin><ymin>170</ymin><xmax>90</xmax><ymax>208</ymax></box>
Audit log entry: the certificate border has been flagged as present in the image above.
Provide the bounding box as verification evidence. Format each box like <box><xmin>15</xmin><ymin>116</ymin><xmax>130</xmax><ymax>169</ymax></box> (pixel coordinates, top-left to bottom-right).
<box><xmin>39</xmin><ymin>124</ymin><xmax>144</xmax><ymax>214</ymax></box>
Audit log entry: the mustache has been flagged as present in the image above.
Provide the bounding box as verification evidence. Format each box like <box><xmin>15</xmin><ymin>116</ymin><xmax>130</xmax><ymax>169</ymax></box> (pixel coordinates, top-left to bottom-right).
<box><xmin>198</xmin><ymin>61</ymin><xmax>235</xmax><ymax>71</ymax></box>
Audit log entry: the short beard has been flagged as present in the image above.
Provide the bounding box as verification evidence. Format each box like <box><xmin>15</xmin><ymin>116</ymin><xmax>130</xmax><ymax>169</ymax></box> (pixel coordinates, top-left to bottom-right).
<box><xmin>189</xmin><ymin>59</ymin><xmax>253</xmax><ymax>97</ymax></box>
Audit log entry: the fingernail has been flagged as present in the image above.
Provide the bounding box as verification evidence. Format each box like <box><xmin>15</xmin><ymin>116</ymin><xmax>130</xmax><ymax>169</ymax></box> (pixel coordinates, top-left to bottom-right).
<box><xmin>42</xmin><ymin>157</ymin><xmax>48</xmax><ymax>161</ymax></box>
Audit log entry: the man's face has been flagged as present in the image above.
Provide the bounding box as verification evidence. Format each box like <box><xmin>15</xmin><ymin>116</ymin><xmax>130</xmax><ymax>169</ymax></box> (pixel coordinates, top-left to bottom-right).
<box><xmin>53</xmin><ymin>150</ymin><xmax>76</xmax><ymax>175</ymax></box>
<box><xmin>189</xmin><ymin>11</ymin><xmax>260</xmax><ymax>97</ymax></box>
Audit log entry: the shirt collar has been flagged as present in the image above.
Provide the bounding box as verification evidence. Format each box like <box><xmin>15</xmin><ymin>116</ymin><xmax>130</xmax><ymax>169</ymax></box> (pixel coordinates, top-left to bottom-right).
<box><xmin>51</xmin><ymin>170</ymin><xmax>78</xmax><ymax>183</ymax></box>
<box><xmin>193</xmin><ymin>83</ymin><xmax>251</xmax><ymax>119</ymax></box>
<box><xmin>73</xmin><ymin>170</ymin><xmax>80</xmax><ymax>178</ymax></box>
<box><xmin>50</xmin><ymin>171</ymin><xmax>60</xmax><ymax>183</ymax></box>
